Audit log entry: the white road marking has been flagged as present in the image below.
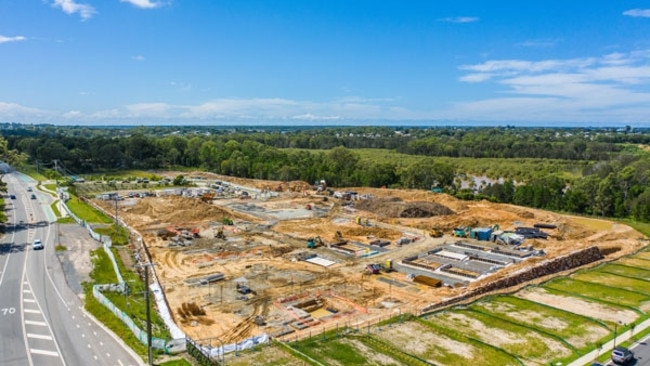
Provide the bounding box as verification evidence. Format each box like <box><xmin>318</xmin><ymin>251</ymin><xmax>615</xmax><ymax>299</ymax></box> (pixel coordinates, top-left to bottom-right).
<box><xmin>24</xmin><ymin>309</ymin><xmax>41</xmax><ymax>314</ymax></box>
<box><xmin>23</xmin><ymin>289</ymin><xmax>32</xmax><ymax>293</ymax></box>
<box><xmin>25</xmin><ymin>320</ymin><xmax>47</xmax><ymax>326</ymax></box>
<box><xmin>118</xmin><ymin>360</ymin><xmax>124</xmax><ymax>366</ymax></box>
<box><xmin>87</xmin><ymin>343</ymin><xmax>91</xmax><ymax>349</ymax></box>
<box><xmin>71</xmin><ymin>315</ymin><xmax>75</xmax><ymax>320</ymax></box>
<box><xmin>24</xmin><ymin>298</ymin><xmax>36</xmax><ymax>303</ymax></box>
<box><xmin>93</xmin><ymin>331</ymin><xmax>97</xmax><ymax>336</ymax></box>
<box><xmin>93</xmin><ymin>355</ymin><xmax>98</xmax><ymax>360</ymax></box>
<box><xmin>81</xmin><ymin>333</ymin><xmax>85</xmax><ymax>338</ymax></box>
<box><xmin>76</xmin><ymin>324</ymin><xmax>80</xmax><ymax>328</ymax></box>
<box><xmin>27</xmin><ymin>333</ymin><xmax>53</xmax><ymax>340</ymax></box>
<box><xmin>106</xmin><ymin>353</ymin><xmax>110</xmax><ymax>357</ymax></box>
<box><xmin>30</xmin><ymin>348</ymin><xmax>59</xmax><ymax>357</ymax></box>
<box><xmin>100</xmin><ymin>342</ymin><xmax>104</xmax><ymax>346</ymax></box>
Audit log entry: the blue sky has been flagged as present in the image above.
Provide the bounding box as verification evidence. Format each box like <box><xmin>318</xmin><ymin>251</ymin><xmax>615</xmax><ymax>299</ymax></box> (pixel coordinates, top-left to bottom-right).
<box><xmin>1</xmin><ymin>1</ymin><xmax>650</xmax><ymax>126</ymax></box>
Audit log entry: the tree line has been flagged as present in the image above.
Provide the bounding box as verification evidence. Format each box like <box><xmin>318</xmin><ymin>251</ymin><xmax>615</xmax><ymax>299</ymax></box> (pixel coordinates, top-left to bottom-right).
<box><xmin>1</xmin><ymin>125</ymin><xmax>649</xmax><ymax>222</ymax></box>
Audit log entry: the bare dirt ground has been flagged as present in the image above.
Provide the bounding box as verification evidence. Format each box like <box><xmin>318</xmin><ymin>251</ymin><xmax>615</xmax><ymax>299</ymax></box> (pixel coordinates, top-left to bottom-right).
<box><xmin>92</xmin><ymin>171</ymin><xmax>646</xmax><ymax>345</ymax></box>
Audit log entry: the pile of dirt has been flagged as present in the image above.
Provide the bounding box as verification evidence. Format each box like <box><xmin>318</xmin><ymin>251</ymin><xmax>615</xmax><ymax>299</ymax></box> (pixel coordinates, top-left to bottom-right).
<box><xmin>353</xmin><ymin>197</ymin><xmax>455</xmax><ymax>218</ymax></box>
<box><xmin>123</xmin><ymin>196</ymin><xmax>230</xmax><ymax>224</ymax></box>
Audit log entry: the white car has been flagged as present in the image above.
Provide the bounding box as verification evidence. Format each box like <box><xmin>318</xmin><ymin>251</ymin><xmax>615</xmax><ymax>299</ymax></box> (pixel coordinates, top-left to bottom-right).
<box><xmin>32</xmin><ymin>239</ymin><xmax>44</xmax><ymax>250</ymax></box>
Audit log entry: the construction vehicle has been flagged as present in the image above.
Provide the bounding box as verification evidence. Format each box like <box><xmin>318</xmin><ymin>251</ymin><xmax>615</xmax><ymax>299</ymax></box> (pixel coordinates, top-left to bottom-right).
<box><xmin>307</xmin><ymin>236</ymin><xmax>323</xmax><ymax>249</ymax></box>
<box><xmin>429</xmin><ymin>227</ymin><xmax>444</xmax><ymax>238</ymax></box>
<box><xmin>452</xmin><ymin>226</ymin><xmax>472</xmax><ymax>238</ymax></box>
<box><xmin>200</xmin><ymin>192</ymin><xmax>216</xmax><ymax>202</ymax></box>
<box><xmin>380</xmin><ymin>259</ymin><xmax>394</xmax><ymax>273</ymax></box>
<box><xmin>366</xmin><ymin>263</ymin><xmax>381</xmax><ymax>274</ymax></box>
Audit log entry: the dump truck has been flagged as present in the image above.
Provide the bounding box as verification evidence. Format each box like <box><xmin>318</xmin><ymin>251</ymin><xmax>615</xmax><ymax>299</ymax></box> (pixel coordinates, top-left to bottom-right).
<box><xmin>429</xmin><ymin>228</ymin><xmax>444</xmax><ymax>238</ymax></box>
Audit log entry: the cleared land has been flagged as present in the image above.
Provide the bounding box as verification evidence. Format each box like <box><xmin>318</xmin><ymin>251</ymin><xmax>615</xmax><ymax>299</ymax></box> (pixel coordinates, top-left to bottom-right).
<box><xmin>81</xmin><ymin>171</ymin><xmax>646</xmax><ymax>365</ymax></box>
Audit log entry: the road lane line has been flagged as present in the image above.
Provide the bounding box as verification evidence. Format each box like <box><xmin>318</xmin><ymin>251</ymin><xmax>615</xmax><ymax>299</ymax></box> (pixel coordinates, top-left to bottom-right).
<box><xmin>24</xmin><ymin>309</ymin><xmax>41</xmax><ymax>314</ymax></box>
<box><xmin>27</xmin><ymin>333</ymin><xmax>53</xmax><ymax>340</ymax></box>
<box><xmin>23</xmin><ymin>289</ymin><xmax>32</xmax><ymax>293</ymax></box>
<box><xmin>118</xmin><ymin>360</ymin><xmax>124</xmax><ymax>366</ymax></box>
<box><xmin>24</xmin><ymin>298</ymin><xmax>36</xmax><ymax>303</ymax></box>
<box><xmin>30</xmin><ymin>349</ymin><xmax>59</xmax><ymax>357</ymax></box>
<box><xmin>25</xmin><ymin>320</ymin><xmax>47</xmax><ymax>326</ymax></box>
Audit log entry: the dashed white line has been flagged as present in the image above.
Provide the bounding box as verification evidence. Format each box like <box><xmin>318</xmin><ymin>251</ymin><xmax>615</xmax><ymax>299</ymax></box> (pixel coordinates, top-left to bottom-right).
<box><xmin>76</xmin><ymin>323</ymin><xmax>80</xmax><ymax>328</ymax></box>
<box><xmin>87</xmin><ymin>322</ymin><xmax>91</xmax><ymax>327</ymax></box>
<box><xmin>23</xmin><ymin>289</ymin><xmax>32</xmax><ymax>293</ymax></box>
<box><xmin>106</xmin><ymin>352</ymin><xmax>110</xmax><ymax>357</ymax></box>
<box><xmin>87</xmin><ymin>343</ymin><xmax>91</xmax><ymax>349</ymax></box>
<box><xmin>30</xmin><ymin>348</ymin><xmax>59</xmax><ymax>357</ymax></box>
<box><xmin>93</xmin><ymin>355</ymin><xmax>98</xmax><ymax>360</ymax></box>
<box><xmin>99</xmin><ymin>341</ymin><xmax>104</xmax><ymax>346</ymax></box>
<box><xmin>27</xmin><ymin>333</ymin><xmax>53</xmax><ymax>340</ymax></box>
<box><xmin>24</xmin><ymin>298</ymin><xmax>36</xmax><ymax>303</ymax></box>
<box><xmin>25</xmin><ymin>320</ymin><xmax>48</xmax><ymax>326</ymax></box>
<box><xmin>93</xmin><ymin>331</ymin><xmax>97</xmax><ymax>336</ymax></box>
<box><xmin>81</xmin><ymin>333</ymin><xmax>85</xmax><ymax>338</ymax></box>
<box><xmin>24</xmin><ymin>308</ymin><xmax>41</xmax><ymax>314</ymax></box>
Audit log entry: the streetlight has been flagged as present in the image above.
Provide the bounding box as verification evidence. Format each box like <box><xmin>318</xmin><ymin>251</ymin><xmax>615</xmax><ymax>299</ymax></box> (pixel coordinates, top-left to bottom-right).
<box><xmin>613</xmin><ymin>320</ymin><xmax>622</xmax><ymax>348</ymax></box>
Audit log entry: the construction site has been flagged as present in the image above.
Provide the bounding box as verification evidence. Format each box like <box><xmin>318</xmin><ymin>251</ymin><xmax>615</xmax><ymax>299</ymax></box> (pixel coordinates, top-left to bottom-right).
<box><xmin>91</xmin><ymin>172</ymin><xmax>645</xmax><ymax>348</ymax></box>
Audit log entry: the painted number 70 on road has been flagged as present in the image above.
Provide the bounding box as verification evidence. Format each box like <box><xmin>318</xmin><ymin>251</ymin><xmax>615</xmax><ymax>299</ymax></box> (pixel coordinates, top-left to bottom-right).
<box><xmin>1</xmin><ymin>307</ymin><xmax>16</xmax><ymax>315</ymax></box>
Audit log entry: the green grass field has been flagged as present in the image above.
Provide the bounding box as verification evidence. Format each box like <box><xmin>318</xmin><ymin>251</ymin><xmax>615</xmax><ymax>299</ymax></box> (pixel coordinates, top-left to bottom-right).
<box><xmin>572</xmin><ymin>271</ymin><xmax>650</xmax><ymax>296</ymax></box>
<box><xmin>373</xmin><ymin>318</ymin><xmax>518</xmax><ymax>366</ymax></box>
<box><xmin>291</xmin><ymin>330</ymin><xmax>409</xmax><ymax>366</ymax></box>
<box><xmin>471</xmin><ymin>296</ymin><xmax>609</xmax><ymax>351</ymax></box>
<box><xmin>598</xmin><ymin>263</ymin><xmax>650</xmax><ymax>280</ymax></box>
<box><xmin>429</xmin><ymin>308</ymin><xmax>574</xmax><ymax>363</ymax></box>
<box><xmin>64</xmin><ymin>192</ymin><xmax>113</xmax><ymax>223</ymax></box>
<box><xmin>544</xmin><ymin>278</ymin><xmax>650</xmax><ymax>310</ymax></box>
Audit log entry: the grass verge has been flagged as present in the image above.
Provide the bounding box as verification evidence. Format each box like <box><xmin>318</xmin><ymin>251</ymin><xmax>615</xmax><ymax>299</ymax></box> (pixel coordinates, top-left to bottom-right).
<box><xmin>94</xmin><ymin>225</ymin><xmax>130</xmax><ymax>245</ymax></box>
<box><xmin>65</xmin><ymin>192</ymin><xmax>113</xmax><ymax>223</ymax></box>
<box><xmin>83</xmin><ymin>247</ymin><xmax>169</xmax><ymax>360</ymax></box>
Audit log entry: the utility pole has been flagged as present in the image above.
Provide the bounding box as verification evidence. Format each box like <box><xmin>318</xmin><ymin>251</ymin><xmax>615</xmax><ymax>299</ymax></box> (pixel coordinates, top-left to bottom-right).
<box><xmin>138</xmin><ymin>263</ymin><xmax>154</xmax><ymax>366</ymax></box>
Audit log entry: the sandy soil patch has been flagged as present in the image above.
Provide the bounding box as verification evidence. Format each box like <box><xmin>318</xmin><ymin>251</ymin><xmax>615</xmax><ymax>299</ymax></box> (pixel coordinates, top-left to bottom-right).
<box><xmin>516</xmin><ymin>287</ymin><xmax>638</xmax><ymax>324</ymax></box>
<box><xmin>374</xmin><ymin>321</ymin><xmax>473</xmax><ymax>360</ymax></box>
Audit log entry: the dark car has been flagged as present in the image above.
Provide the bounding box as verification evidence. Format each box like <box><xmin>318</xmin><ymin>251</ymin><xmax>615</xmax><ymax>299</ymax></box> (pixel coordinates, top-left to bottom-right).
<box><xmin>612</xmin><ymin>346</ymin><xmax>634</xmax><ymax>364</ymax></box>
<box><xmin>9</xmin><ymin>194</ymin><xmax>15</xmax><ymax>199</ymax></box>
<box><xmin>30</xmin><ymin>194</ymin><xmax>36</xmax><ymax>199</ymax></box>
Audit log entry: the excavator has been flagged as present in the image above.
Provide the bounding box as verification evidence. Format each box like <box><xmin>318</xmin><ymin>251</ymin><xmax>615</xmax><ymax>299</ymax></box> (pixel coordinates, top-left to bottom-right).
<box><xmin>307</xmin><ymin>236</ymin><xmax>324</xmax><ymax>249</ymax></box>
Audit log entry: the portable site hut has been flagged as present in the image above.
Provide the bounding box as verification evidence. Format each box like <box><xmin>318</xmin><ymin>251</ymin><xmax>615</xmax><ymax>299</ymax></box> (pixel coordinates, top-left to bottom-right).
<box><xmin>470</xmin><ymin>227</ymin><xmax>493</xmax><ymax>241</ymax></box>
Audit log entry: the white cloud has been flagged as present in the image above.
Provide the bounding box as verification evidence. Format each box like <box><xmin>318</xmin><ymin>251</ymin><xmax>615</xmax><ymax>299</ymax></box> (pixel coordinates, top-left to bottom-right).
<box><xmin>0</xmin><ymin>35</ymin><xmax>26</xmax><ymax>44</ymax></box>
<box><xmin>0</xmin><ymin>102</ymin><xmax>52</xmax><ymax>120</ymax></box>
<box><xmin>450</xmin><ymin>49</ymin><xmax>650</xmax><ymax>122</ymax></box>
<box><xmin>52</xmin><ymin>0</ymin><xmax>96</xmax><ymax>21</ymax></box>
<box><xmin>120</xmin><ymin>0</ymin><xmax>165</xmax><ymax>9</ymax></box>
<box><xmin>132</xmin><ymin>55</ymin><xmax>146</xmax><ymax>61</ymax></box>
<box><xmin>291</xmin><ymin>113</ymin><xmax>340</xmax><ymax>121</ymax></box>
<box><xmin>517</xmin><ymin>39</ymin><xmax>558</xmax><ymax>48</ymax></box>
<box><xmin>623</xmin><ymin>9</ymin><xmax>650</xmax><ymax>18</ymax></box>
<box><xmin>438</xmin><ymin>16</ymin><xmax>479</xmax><ymax>24</ymax></box>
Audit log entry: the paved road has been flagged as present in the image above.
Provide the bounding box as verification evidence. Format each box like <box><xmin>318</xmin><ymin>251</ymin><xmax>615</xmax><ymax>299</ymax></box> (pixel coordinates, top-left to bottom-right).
<box><xmin>0</xmin><ymin>172</ymin><xmax>143</xmax><ymax>366</ymax></box>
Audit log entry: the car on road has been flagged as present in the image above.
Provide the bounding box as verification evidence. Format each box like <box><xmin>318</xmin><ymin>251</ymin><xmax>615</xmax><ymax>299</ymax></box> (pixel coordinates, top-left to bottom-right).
<box><xmin>27</xmin><ymin>187</ymin><xmax>32</xmax><ymax>192</ymax></box>
<box><xmin>30</xmin><ymin>193</ymin><xmax>36</xmax><ymax>199</ymax></box>
<box><xmin>9</xmin><ymin>194</ymin><xmax>15</xmax><ymax>199</ymax></box>
<box><xmin>32</xmin><ymin>239</ymin><xmax>44</xmax><ymax>250</ymax></box>
<box><xmin>611</xmin><ymin>346</ymin><xmax>634</xmax><ymax>364</ymax></box>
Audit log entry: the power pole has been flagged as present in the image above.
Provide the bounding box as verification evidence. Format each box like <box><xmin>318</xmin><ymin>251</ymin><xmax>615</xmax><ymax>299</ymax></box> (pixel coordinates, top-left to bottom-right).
<box><xmin>145</xmin><ymin>265</ymin><xmax>153</xmax><ymax>366</ymax></box>
<box><xmin>138</xmin><ymin>263</ymin><xmax>154</xmax><ymax>366</ymax></box>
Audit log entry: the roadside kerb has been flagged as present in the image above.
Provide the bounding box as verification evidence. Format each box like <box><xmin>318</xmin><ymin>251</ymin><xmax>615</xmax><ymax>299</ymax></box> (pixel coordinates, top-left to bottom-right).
<box><xmin>568</xmin><ymin>317</ymin><xmax>650</xmax><ymax>366</ymax></box>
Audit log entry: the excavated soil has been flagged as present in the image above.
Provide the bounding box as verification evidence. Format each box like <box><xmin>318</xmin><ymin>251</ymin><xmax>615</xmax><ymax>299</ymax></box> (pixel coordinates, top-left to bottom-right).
<box><xmin>92</xmin><ymin>172</ymin><xmax>646</xmax><ymax>345</ymax></box>
<box><xmin>353</xmin><ymin>197</ymin><xmax>455</xmax><ymax>218</ymax></box>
